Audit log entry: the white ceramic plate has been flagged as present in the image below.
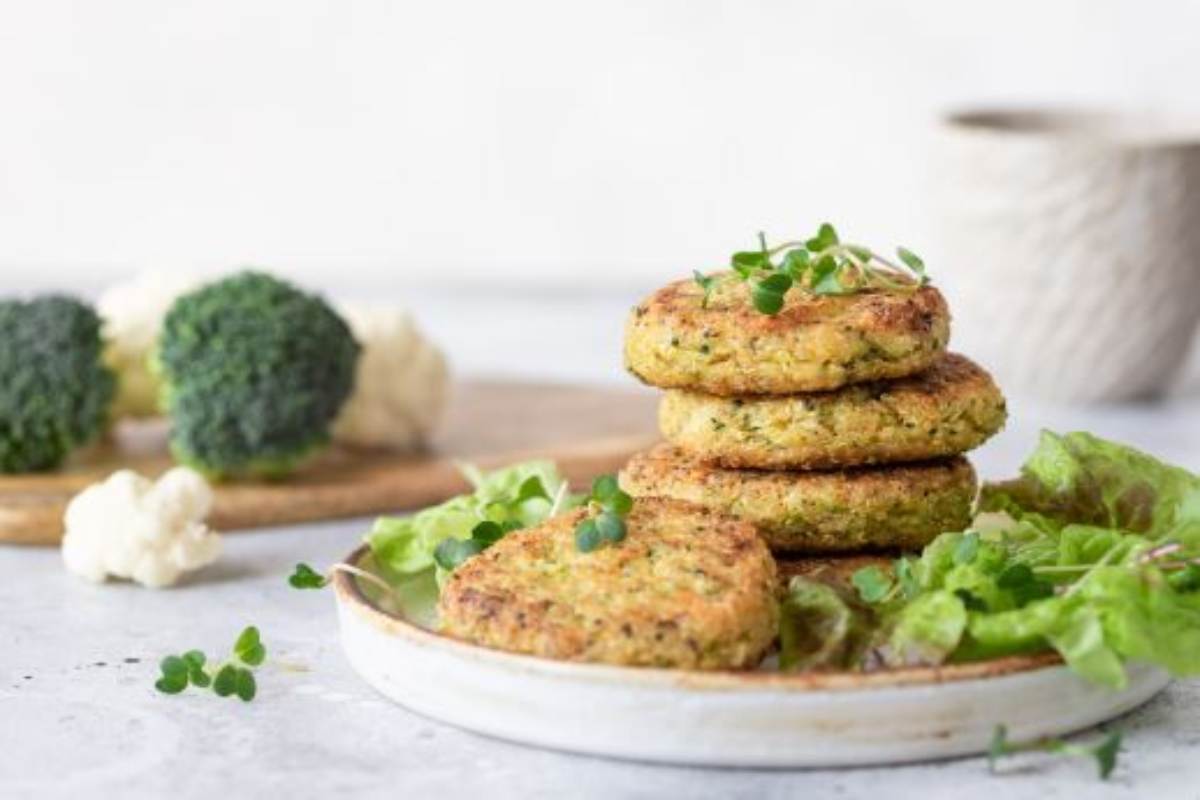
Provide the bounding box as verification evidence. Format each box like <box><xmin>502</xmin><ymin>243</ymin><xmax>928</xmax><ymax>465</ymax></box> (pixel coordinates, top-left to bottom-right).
<box><xmin>333</xmin><ymin>547</ymin><xmax>1168</xmax><ymax>767</ymax></box>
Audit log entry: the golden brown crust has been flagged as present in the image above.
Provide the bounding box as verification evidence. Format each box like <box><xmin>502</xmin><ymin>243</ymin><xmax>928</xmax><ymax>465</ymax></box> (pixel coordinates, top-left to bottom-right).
<box><xmin>620</xmin><ymin>445</ymin><xmax>976</xmax><ymax>553</ymax></box>
<box><xmin>624</xmin><ymin>275</ymin><xmax>951</xmax><ymax>395</ymax></box>
<box><xmin>658</xmin><ymin>353</ymin><xmax>1006</xmax><ymax>469</ymax></box>
<box><xmin>437</xmin><ymin>497</ymin><xmax>779</xmax><ymax>670</ymax></box>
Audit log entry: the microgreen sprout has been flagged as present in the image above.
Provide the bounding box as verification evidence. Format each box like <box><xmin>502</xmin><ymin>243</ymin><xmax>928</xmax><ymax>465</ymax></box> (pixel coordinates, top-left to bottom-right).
<box><xmin>575</xmin><ymin>474</ymin><xmax>634</xmax><ymax>553</ymax></box>
<box><xmin>288</xmin><ymin>562</ymin><xmax>328</xmax><ymax>589</ymax></box>
<box><xmin>693</xmin><ymin>271</ymin><xmax>718</xmax><ymax>308</ymax></box>
<box><xmin>288</xmin><ymin>561</ymin><xmax>406</xmax><ymax>603</ymax></box>
<box><xmin>988</xmin><ymin>724</ymin><xmax>1122</xmax><ymax>781</ymax></box>
<box><xmin>434</xmin><ymin>519</ymin><xmax>521</xmax><ymax>571</ymax></box>
<box><xmin>430</xmin><ymin>474</ymin><xmax>551</xmax><ymax>571</ymax></box>
<box><xmin>155</xmin><ymin>626</ymin><xmax>266</xmax><ymax>702</ymax></box>
<box><xmin>717</xmin><ymin>223</ymin><xmax>929</xmax><ymax>315</ymax></box>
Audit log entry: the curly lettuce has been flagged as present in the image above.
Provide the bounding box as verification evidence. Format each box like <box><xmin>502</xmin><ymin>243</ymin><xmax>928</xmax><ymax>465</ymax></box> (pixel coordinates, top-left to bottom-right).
<box><xmin>779</xmin><ymin>577</ymin><xmax>874</xmax><ymax>671</ymax></box>
<box><xmin>366</xmin><ymin>460</ymin><xmax>577</xmax><ymax>588</ymax></box>
<box><xmin>981</xmin><ymin>430</ymin><xmax>1200</xmax><ymax>534</ymax></box>
<box><xmin>852</xmin><ymin>431</ymin><xmax>1200</xmax><ymax>688</ymax></box>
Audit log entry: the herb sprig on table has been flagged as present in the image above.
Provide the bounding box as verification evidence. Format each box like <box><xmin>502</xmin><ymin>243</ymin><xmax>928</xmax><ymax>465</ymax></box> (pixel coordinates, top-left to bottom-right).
<box><xmin>989</xmin><ymin>724</ymin><xmax>1122</xmax><ymax>781</ymax></box>
<box><xmin>693</xmin><ymin>223</ymin><xmax>928</xmax><ymax>315</ymax></box>
<box><xmin>155</xmin><ymin>626</ymin><xmax>266</xmax><ymax>702</ymax></box>
<box><xmin>289</xmin><ymin>562</ymin><xmax>329</xmax><ymax>589</ymax></box>
<box><xmin>575</xmin><ymin>475</ymin><xmax>634</xmax><ymax>553</ymax></box>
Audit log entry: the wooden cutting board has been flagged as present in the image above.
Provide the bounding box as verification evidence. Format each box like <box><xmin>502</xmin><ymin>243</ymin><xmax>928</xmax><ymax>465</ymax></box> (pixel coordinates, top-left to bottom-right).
<box><xmin>0</xmin><ymin>381</ymin><xmax>660</xmax><ymax>546</ymax></box>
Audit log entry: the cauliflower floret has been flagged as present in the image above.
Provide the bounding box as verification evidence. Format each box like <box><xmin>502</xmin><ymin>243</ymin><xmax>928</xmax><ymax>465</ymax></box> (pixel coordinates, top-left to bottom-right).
<box><xmin>333</xmin><ymin>304</ymin><xmax>450</xmax><ymax>451</ymax></box>
<box><xmin>97</xmin><ymin>272</ymin><xmax>197</xmax><ymax>418</ymax></box>
<box><xmin>61</xmin><ymin>467</ymin><xmax>221</xmax><ymax>588</ymax></box>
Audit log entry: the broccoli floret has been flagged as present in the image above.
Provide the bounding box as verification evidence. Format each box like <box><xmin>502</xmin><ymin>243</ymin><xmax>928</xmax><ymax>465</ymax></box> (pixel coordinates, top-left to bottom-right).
<box><xmin>0</xmin><ymin>296</ymin><xmax>116</xmax><ymax>472</ymax></box>
<box><xmin>156</xmin><ymin>271</ymin><xmax>360</xmax><ymax>479</ymax></box>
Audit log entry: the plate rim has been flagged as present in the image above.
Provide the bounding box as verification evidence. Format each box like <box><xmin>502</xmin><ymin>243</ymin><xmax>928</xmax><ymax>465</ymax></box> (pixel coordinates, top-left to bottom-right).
<box><xmin>333</xmin><ymin>544</ymin><xmax>1066</xmax><ymax>693</ymax></box>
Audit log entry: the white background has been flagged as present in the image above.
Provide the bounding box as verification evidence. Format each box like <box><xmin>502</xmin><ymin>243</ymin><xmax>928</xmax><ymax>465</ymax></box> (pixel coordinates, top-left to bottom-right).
<box><xmin>3</xmin><ymin>0</ymin><xmax>1199</xmax><ymax>390</ymax></box>
<box><xmin>3</xmin><ymin>0</ymin><xmax>1200</xmax><ymax>295</ymax></box>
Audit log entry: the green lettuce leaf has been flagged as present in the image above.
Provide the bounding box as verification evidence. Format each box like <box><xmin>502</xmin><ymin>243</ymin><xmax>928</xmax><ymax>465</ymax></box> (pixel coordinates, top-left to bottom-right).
<box><xmin>959</xmin><ymin>563</ymin><xmax>1200</xmax><ymax>689</ymax></box>
<box><xmin>366</xmin><ymin>460</ymin><xmax>576</xmax><ymax>586</ymax></box>
<box><xmin>779</xmin><ymin>577</ymin><xmax>872</xmax><ymax>671</ymax></box>
<box><xmin>981</xmin><ymin>430</ymin><xmax>1200</xmax><ymax>535</ymax></box>
<box><xmin>884</xmin><ymin>590</ymin><xmax>968</xmax><ymax>667</ymax></box>
<box><xmin>855</xmin><ymin>430</ymin><xmax>1200</xmax><ymax>688</ymax></box>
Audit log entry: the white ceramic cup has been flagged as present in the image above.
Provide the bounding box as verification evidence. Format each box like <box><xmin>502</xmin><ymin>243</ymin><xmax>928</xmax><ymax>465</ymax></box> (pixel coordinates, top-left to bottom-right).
<box><xmin>930</xmin><ymin>110</ymin><xmax>1200</xmax><ymax>403</ymax></box>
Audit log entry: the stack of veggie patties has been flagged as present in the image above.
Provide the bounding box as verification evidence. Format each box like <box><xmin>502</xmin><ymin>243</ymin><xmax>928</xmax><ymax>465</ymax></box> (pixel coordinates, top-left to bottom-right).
<box><xmin>619</xmin><ymin>273</ymin><xmax>1006</xmax><ymax>554</ymax></box>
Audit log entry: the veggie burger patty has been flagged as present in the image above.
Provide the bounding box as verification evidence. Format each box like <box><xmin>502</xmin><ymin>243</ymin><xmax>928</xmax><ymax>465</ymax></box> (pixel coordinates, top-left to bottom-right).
<box><xmin>624</xmin><ymin>274</ymin><xmax>950</xmax><ymax>395</ymax></box>
<box><xmin>620</xmin><ymin>445</ymin><xmax>976</xmax><ymax>553</ymax></box>
<box><xmin>437</xmin><ymin>497</ymin><xmax>779</xmax><ymax>670</ymax></box>
<box><xmin>658</xmin><ymin>353</ymin><xmax>1006</xmax><ymax>470</ymax></box>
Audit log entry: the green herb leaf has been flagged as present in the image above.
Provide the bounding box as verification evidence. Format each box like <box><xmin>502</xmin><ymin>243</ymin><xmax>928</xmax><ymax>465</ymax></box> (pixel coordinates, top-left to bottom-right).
<box><xmin>155</xmin><ymin>673</ymin><xmax>188</xmax><ymax>694</ymax></box>
<box><xmin>724</xmin><ymin>227</ymin><xmax>934</xmax><ymax>316</ymax></box>
<box><xmin>160</xmin><ymin>655</ymin><xmax>188</xmax><ymax>679</ymax></box>
<box><xmin>897</xmin><ymin>247</ymin><xmax>926</xmax><ymax>283</ymax></box>
<box><xmin>591</xmin><ymin>474</ymin><xmax>634</xmax><ymax>513</ymax></box>
<box><xmin>156</xmin><ymin>628</ymin><xmax>267</xmax><ymax>702</ymax></box>
<box><xmin>234</xmin><ymin>668</ymin><xmax>257</xmax><ymax>702</ymax></box>
<box><xmin>1090</xmin><ymin>732</ymin><xmax>1123</xmax><ymax>780</ymax></box>
<box><xmin>731</xmin><ymin>250</ymin><xmax>769</xmax><ymax>277</ymax></box>
<box><xmin>515</xmin><ymin>475</ymin><xmax>550</xmax><ymax>504</ymax></box>
<box><xmin>810</xmin><ymin>256</ymin><xmax>849</xmax><ymax>296</ymax></box>
<box><xmin>751</xmin><ymin>271</ymin><xmax>794</xmax><ymax>314</ymax></box>
<box><xmin>602</xmin><ymin>489</ymin><xmax>633</xmax><ymax>516</ymax></box>
<box><xmin>693</xmin><ymin>270</ymin><xmax>719</xmax><ymax>308</ymax></box>
<box><xmin>433</xmin><ymin>537</ymin><xmax>484</xmax><ymax>572</ymax></box>
<box><xmin>851</xmin><ymin>565</ymin><xmax>894</xmax><ymax>603</ymax></box>
<box><xmin>592</xmin><ymin>474</ymin><xmax>621</xmax><ymax>502</ymax></box>
<box><xmin>594</xmin><ymin>511</ymin><xmax>627</xmax><ymax>544</ymax></box>
<box><xmin>234</xmin><ymin>626</ymin><xmax>266</xmax><ymax>667</ymax></box>
<box><xmin>751</xmin><ymin>285</ymin><xmax>786</xmax><ymax>315</ymax></box>
<box><xmin>806</xmin><ymin>222</ymin><xmax>839</xmax><ymax>252</ymax></box>
<box><xmin>288</xmin><ymin>563</ymin><xmax>329</xmax><ymax>590</ymax></box>
<box><xmin>989</xmin><ymin>724</ymin><xmax>1121</xmax><ymax>781</ymax></box>
<box><xmin>756</xmin><ymin>272</ymin><xmax>793</xmax><ymax>294</ymax></box>
<box><xmin>212</xmin><ymin>664</ymin><xmax>238</xmax><ymax>698</ymax></box>
<box><xmin>575</xmin><ymin>517</ymin><xmax>602</xmax><ymax>552</ymax></box>
<box><xmin>781</xmin><ymin>248</ymin><xmax>810</xmax><ymax>280</ymax></box>
<box><xmin>576</xmin><ymin>475</ymin><xmax>634</xmax><ymax>552</ymax></box>
<box><xmin>469</xmin><ymin>520</ymin><xmax>506</xmax><ymax>548</ymax></box>
<box><xmin>155</xmin><ymin>656</ymin><xmax>189</xmax><ymax>694</ymax></box>
<box><xmin>182</xmin><ymin>650</ymin><xmax>210</xmax><ymax>687</ymax></box>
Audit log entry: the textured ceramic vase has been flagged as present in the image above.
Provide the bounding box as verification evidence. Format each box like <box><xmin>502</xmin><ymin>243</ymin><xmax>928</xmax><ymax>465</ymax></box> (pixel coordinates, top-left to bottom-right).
<box><xmin>931</xmin><ymin>110</ymin><xmax>1200</xmax><ymax>403</ymax></box>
